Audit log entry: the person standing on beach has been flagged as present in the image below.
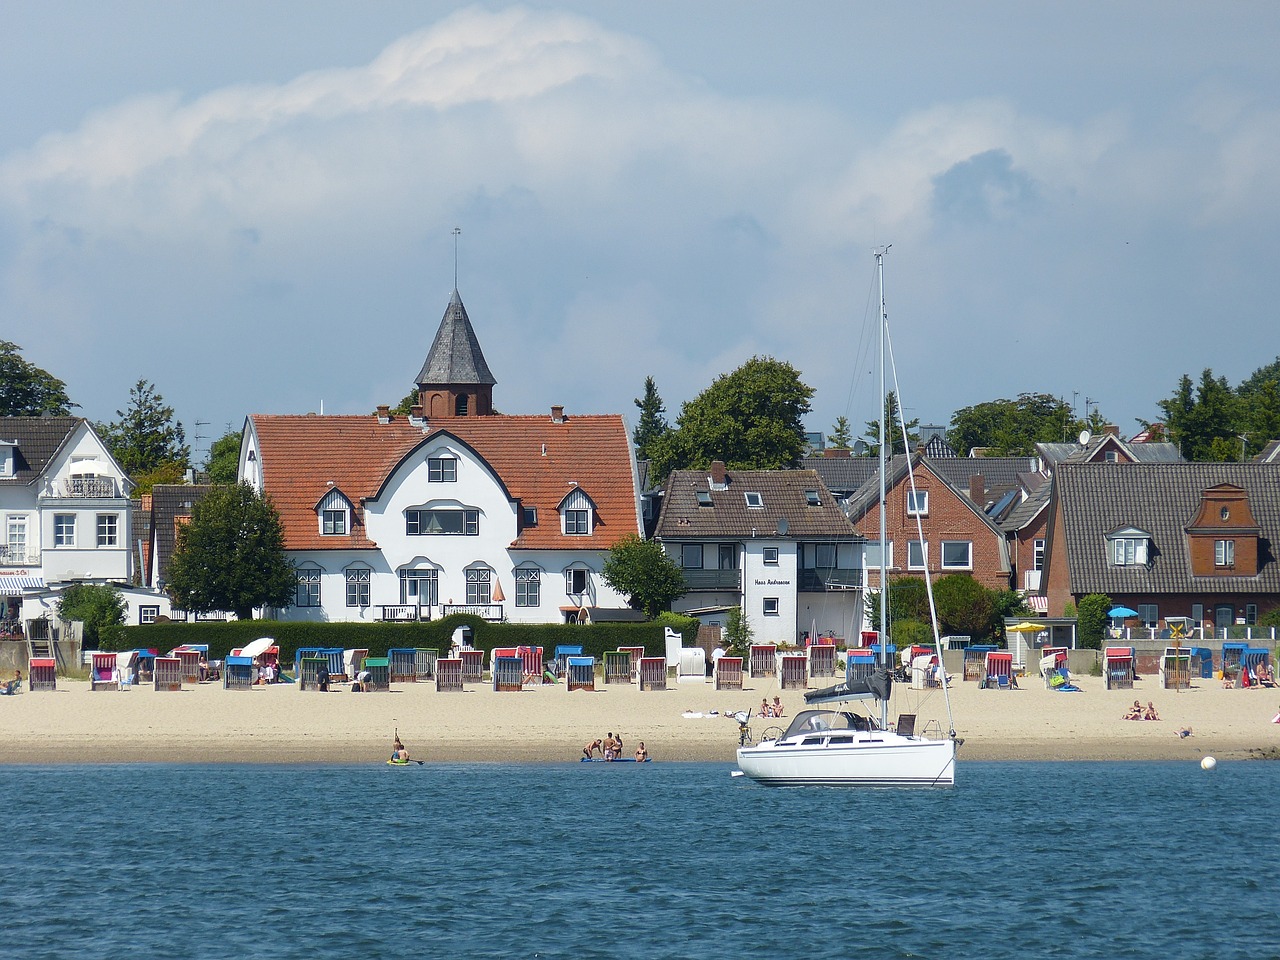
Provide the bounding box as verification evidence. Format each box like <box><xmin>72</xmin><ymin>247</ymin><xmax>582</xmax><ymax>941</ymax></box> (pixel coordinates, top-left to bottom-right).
<box><xmin>583</xmin><ymin>738</ymin><xmax>602</xmax><ymax>759</ymax></box>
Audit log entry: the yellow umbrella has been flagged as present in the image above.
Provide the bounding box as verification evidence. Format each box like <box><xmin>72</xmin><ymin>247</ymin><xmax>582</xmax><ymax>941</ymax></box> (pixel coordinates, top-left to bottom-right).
<box><xmin>1007</xmin><ymin>621</ymin><xmax>1045</xmax><ymax>633</ymax></box>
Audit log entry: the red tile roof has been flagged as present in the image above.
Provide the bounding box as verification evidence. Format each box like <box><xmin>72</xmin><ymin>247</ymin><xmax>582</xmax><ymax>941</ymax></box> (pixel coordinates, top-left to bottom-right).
<box><xmin>250</xmin><ymin>413</ymin><xmax>640</xmax><ymax>552</ymax></box>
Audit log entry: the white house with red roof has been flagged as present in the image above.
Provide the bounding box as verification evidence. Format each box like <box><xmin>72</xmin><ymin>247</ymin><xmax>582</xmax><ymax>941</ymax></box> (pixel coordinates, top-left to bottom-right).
<box><xmin>239</xmin><ymin>290</ymin><xmax>643</xmax><ymax>624</ymax></box>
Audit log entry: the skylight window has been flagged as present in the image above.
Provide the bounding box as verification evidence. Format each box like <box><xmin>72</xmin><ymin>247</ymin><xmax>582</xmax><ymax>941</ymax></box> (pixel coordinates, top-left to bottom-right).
<box><xmin>805</xmin><ymin>490</ymin><xmax>821</xmax><ymax>506</ymax></box>
<box><xmin>744</xmin><ymin>492</ymin><xmax>764</xmax><ymax>509</ymax></box>
<box><xmin>696</xmin><ymin>490</ymin><xmax>713</xmax><ymax>507</ymax></box>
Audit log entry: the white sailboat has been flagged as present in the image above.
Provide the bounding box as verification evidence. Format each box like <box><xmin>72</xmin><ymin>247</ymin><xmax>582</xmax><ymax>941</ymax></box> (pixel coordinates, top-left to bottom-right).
<box><xmin>735</xmin><ymin>248</ymin><xmax>959</xmax><ymax>786</ymax></box>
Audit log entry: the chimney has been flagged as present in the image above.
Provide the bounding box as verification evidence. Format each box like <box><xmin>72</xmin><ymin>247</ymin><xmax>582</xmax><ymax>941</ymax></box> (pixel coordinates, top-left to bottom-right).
<box><xmin>551</xmin><ymin>405</ymin><xmax>565</xmax><ymax>423</ymax></box>
<box><xmin>1104</xmin><ymin>424</ymin><xmax>1119</xmax><ymax>436</ymax></box>
<box><xmin>376</xmin><ymin>405</ymin><xmax>390</xmax><ymax>424</ymax></box>
<box><xmin>823</xmin><ymin>448</ymin><xmax>851</xmax><ymax>458</ymax></box>
<box><xmin>969</xmin><ymin>474</ymin><xmax>986</xmax><ymax>506</ymax></box>
<box><xmin>710</xmin><ymin>460</ymin><xmax>727</xmax><ymax>486</ymax></box>
<box><xmin>409</xmin><ymin>404</ymin><xmax>425</xmax><ymax>428</ymax></box>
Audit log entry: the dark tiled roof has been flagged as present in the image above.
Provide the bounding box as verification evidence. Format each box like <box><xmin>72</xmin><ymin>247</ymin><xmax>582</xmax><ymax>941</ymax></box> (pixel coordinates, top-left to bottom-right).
<box><xmin>415</xmin><ymin>289</ymin><xmax>496</xmax><ymax>387</ymax></box>
<box><xmin>1000</xmin><ymin>477</ymin><xmax>1052</xmax><ymax>533</ymax></box>
<box><xmin>844</xmin><ymin>453</ymin><xmax>1010</xmax><ymax>543</ymax></box>
<box><xmin>1056</xmin><ymin>462</ymin><xmax>1280</xmax><ymax>595</ymax></box>
<box><xmin>1037</xmin><ymin>436</ymin><xmax>1183</xmax><ymax>468</ymax></box>
<box><xmin>655</xmin><ymin>469</ymin><xmax>858</xmax><ymax>540</ymax></box>
<box><xmin>929</xmin><ymin>456</ymin><xmax>1037</xmax><ymax>500</ymax></box>
<box><xmin>0</xmin><ymin>416</ymin><xmax>81</xmax><ymax>485</ymax></box>
<box><xmin>150</xmin><ymin>484</ymin><xmax>216</xmax><ymax>587</ymax></box>
<box><xmin>800</xmin><ymin>456</ymin><xmax>878</xmax><ymax>498</ymax></box>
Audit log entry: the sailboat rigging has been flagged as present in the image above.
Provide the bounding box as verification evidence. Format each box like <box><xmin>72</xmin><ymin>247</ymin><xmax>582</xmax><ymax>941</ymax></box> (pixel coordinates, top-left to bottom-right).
<box><xmin>735</xmin><ymin>248</ymin><xmax>959</xmax><ymax>786</ymax></box>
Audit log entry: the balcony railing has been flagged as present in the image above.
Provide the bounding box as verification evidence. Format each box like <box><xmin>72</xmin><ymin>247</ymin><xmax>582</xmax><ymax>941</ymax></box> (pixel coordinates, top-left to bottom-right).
<box><xmin>441</xmin><ymin>603</ymin><xmax>504</xmax><ymax>621</ymax></box>
<box><xmin>55</xmin><ymin>477</ymin><xmax>120</xmax><ymax>498</ymax></box>
<box><xmin>798</xmin><ymin>567</ymin><xmax>862</xmax><ymax>592</ymax></box>
<box><xmin>0</xmin><ymin>548</ymin><xmax>39</xmax><ymax>566</ymax></box>
<box><xmin>378</xmin><ymin>604</ymin><xmax>431</xmax><ymax>622</ymax></box>
<box><xmin>681</xmin><ymin>569</ymin><xmax>742</xmax><ymax>591</ymax></box>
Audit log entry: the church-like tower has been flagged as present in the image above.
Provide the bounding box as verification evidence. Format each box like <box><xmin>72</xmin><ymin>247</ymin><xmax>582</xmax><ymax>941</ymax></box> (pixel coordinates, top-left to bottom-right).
<box><xmin>415</xmin><ymin>289</ymin><xmax>496</xmax><ymax>418</ymax></box>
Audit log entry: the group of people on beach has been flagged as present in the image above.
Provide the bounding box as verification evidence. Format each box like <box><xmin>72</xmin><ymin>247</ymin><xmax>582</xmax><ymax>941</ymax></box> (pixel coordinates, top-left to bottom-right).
<box><xmin>1123</xmin><ymin>700</ymin><xmax>1160</xmax><ymax>721</ymax></box>
<box><xmin>757</xmin><ymin>696</ymin><xmax>784</xmax><ymax>719</ymax></box>
<box><xmin>583</xmin><ymin>731</ymin><xmax>647</xmax><ymax>761</ymax></box>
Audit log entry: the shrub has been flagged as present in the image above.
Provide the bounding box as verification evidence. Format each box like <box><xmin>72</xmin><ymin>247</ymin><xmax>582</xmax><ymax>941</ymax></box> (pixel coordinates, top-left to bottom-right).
<box><xmin>1075</xmin><ymin>594</ymin><xmax>1111</xmax><ymax>650</ymax></box>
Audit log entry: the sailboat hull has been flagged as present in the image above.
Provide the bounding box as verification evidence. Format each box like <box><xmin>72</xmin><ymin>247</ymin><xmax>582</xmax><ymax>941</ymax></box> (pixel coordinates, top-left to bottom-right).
<box><xmin>736</xmin><ymin>732</ymin><xmax>955</xmax><ymax>787</ymax></box>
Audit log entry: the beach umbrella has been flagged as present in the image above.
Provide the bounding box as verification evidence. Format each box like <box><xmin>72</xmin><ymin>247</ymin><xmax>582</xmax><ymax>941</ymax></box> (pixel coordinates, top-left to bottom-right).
<box><xmin>1108</xmin><ymin>606</ymin><xmax>1139</xmax><ymax>619</ymax></box>
<box><xmin>240</xmin><ymin>637</ymin><xmax>275</xmax><ymax>660</ymax></box>
<box><xmin>1007</xmin><ymin>622</ymin><xmax>1045</xmax><ymax>633</ymax></box>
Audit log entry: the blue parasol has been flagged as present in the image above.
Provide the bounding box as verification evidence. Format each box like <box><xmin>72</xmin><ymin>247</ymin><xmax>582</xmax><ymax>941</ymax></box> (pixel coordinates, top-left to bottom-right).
<box><xmin>1108</xmin><ymin>606</ymin><xmax>1138</xmax><ymax>618</ymax></box>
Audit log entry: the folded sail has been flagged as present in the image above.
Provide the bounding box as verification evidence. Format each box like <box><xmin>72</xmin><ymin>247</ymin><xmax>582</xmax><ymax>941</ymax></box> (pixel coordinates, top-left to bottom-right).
<box><xmin>804</xmin><ymin>668</ymin><xmax>892</xmax><ymax>705</ymax></box>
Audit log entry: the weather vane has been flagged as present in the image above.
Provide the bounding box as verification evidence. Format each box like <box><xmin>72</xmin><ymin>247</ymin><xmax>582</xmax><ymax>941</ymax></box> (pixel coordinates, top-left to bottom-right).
<box><xmin>452</xmin><ymin>226</ymin><xmax>461</xmax><ymax>290</ymax></box>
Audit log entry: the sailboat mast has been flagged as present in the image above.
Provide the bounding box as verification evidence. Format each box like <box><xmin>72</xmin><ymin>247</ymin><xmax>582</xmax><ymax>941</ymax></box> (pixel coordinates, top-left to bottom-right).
<box><xmin>875</xmin><ymin>247</ymin><xmax>890</xmax><ymax>732</ymax></box>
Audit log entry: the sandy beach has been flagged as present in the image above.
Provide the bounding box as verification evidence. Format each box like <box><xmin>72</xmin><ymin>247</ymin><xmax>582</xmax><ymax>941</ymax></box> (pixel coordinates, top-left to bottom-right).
<box><xmin>3</xmin><ymin>669</ymin><xmax>1279</xmax><ymax>765</ymax></box>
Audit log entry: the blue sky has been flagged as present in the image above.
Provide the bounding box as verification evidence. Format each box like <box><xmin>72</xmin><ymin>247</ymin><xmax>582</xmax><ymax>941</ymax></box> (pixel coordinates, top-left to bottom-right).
<box><xmin>3</xmin><ymin>2</ymin><xmax>1278</xmax><ymax>461</ymax></box>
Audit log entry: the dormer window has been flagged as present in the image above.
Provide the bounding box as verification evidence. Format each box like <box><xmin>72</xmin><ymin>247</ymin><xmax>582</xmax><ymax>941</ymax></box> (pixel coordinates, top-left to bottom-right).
<box><xmin>1107</xmin><ymin>528</ymin><xmax>1150</xmax><ymax>567</ymax></box>
<box><xmin>523</xmin><ymin>506</ymin><xmax>538</xmax><ymax>526</ymax></box>
<box><xmin>1215</xmin><ymin>539</ymin><xmax>1235</xmax><ymax>568</ymax></box>
<box><xmin>744</xmin><ymin>492</ymin><xmax>764</xmax><ymax>509</ymax></box>
<box><xmin>317</xmin><ymin>488</ymin><xmax>353</xmax><ymax>536</ymax></box>
<box><xmin>560</xmin><ymin>487</ymin><xmax>595</xmax><ymax>536</ymax></box>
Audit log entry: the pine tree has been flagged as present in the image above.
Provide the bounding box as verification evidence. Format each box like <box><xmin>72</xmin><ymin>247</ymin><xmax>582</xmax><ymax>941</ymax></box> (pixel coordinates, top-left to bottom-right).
<box><xmin>632</xmin><ymin>376</ymin><xmax>669</xmax><ymax>462</ymax></box>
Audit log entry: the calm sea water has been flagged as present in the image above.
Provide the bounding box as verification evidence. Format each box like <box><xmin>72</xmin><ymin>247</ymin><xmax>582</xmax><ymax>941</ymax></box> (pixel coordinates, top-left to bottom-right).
<box><xmin>0</xmin><ymin>760</ymin><xmax>1273</xmax><ymax>959</ymax></box>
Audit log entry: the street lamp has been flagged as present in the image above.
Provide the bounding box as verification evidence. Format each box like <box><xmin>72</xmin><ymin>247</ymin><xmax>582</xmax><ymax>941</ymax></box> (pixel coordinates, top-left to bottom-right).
<box><xmin>1238</xmin><ymin>435</ymin><xmax>1248</xmax><ymax>462</ymax></box>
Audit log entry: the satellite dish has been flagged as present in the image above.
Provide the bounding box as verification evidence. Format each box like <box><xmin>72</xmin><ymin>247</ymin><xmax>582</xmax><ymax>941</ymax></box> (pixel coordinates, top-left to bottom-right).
<box><xmin>1078</xmin><ymin>429</ymin><xmax>1092</xmax><ymax>446</ymax></box>
<box><xmin>777</xmin><ymin>518</ymin><xmax>789</xmax><ymax>536</ymax></box>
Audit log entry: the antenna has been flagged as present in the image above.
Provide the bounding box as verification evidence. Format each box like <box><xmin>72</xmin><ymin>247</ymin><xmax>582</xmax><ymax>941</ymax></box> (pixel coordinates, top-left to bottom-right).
<box><xmin>452</xmin><ymin>226</ymin><xmax>461</xmax><ymax>290</ymax></box>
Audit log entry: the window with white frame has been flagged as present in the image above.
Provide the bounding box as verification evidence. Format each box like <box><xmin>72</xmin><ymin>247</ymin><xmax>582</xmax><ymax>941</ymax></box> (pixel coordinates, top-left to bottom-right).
<box><xmin>682</xmin><ymin>544</ymin><xmax>704</xmax><ymax>568</ymax></box>
<box><xmin>96</xmin><ymin>514</ymin><xmax>118</xmax><ymax>547</ymax></box>
<box><xmin>515</xmin><ymin>568</ymin><xmax>541</xmax><ymax>607</ymax></box>
<box><xmin>399</xmin><ymin>568</ymin><xmax>438</xmax><ymax>606</ymax></box>
<box><xmin>428</xmin><ymin>457</ymin><xmax>457</xmax><ymax>482</ymax></box>
<box><xmin>906</xmin><ymin>489</ymin><xmax>929</xmax><ymax>516</ymax></box>
<box><xmin>565</xmin><ymin>567</ymin><xmax>590</xmax><ymax>595</ymax></box>
<box><xmin>7</xmin><ymin>516</ymin><xmax>28</xmax><ymax>562</ymax></box>
<box><xmin>763</xmin><ymin>597</ymin><xmax>780</xmax><ymax>616</ymax></box>
<box><xmin>344</xmin><ymin>567</ymin><xmax>370</xmax><ymax>607</ymax></box>
<box><xmin>138</xmin><ymin>605</ymin><xmax>160</xmax><ymax>625</ymax></box>
<box><xmin>1110</xmin><ymin>537</ymin><xmax>1148</xmax><ymax>566</ymax></box>
<box><xmin>522</xmin><ymin>506</ymin><xmax>538</xmax><ymax>526</ymax></box>
<box><xmin>864</xmin><ymin>540</ymin><xmax>892</xmax><ymax>570</ymax></box>
<box><xmin>563</xmin><ymin>509</ymin><xmax>590</xmax><ymax>535</ymax></box>
<box><xmin>1137</xmin><ymin>603</ymin><xmax>1158</xmax><ymax>627</ymax></box>
<box><xmin>297</xmin><ymin>568</ymin><xmax>322</xmax><ymax>607</ymax></box>
<box><xmin>1214</xmin><ymin>539</ymin><xmax>1235</xmax><ymax>568</ymax></box>
<box><xmin>54</xmin><ymin>514</ymin><xmax>75</xmax><ymax>547</ymax></box>
<box><xmin>466</xmin><ymin>568</ymin><xmax>492</xmax><ymax>605</ymax></box>
<box><xmin>744</xmin><ymin>492</ymin><xmax>764</xmax><ymax>509</ymax></box>
<box><xmin>763</xmin><ymin>546</ymin><xmax>779</xmax><ymax>565</ymax></box>
<box><xmin>907</xmin><ymin>540</ymin><xmax>927</xmax><ymax>570</ymax></box>
<box><xmin>322</xmin><ymin>510</ymin><xmax>346</xmax><ymax>535</ymax></box>
<box><xmin>1033</xmin><ymin>538</ymin><xmax>1046</xmax><ymax>571</ymax></box>
<box><xmin>406</xmin><ymin>508</ymin><xmax>479</xmax><ymax>536</ymax></box>
<box><xmin>941</xmin><ymin>541</ymin><xmax>972</xmax><ymax>570</ymax></box>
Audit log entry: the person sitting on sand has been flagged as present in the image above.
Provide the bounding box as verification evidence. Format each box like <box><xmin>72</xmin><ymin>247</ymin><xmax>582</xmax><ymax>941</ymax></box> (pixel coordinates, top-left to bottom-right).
<box><xmin>772</xmin><ymin>696</ymin><xmax>784</xmax><ymax>718</ymax></box>
<box><xmin>583</xmin><ymin>738</ymin><xmax>602</xmax><ymax>759</ymax></box>
<box><xmin>1258</xmin><ymin>662</ymin><xmax>1276</xmax><ymax>687</ymax></box>
<box><xmin>759</xmin><ymin>699</ymin><xmax>770</xmax><ymax>718</ymax></box>
<box><xmin>635</xmin><ymin>741</ymin><xmax>649</xmax><ymax>761</ymax></box>
<box><xmin>1144</xmin><ymin>701</ymin><xmax>1160</xmax><ymax>721</ymax></box>
<box><xmin>1221</xmin><ymin>669</ymin><xmax>1236</xmax><ymax>689</ymax></box>
<box><xmin>1124</xmin><ymin>700</ymin><xmax>1143</xmax><ymax>720</ymax></box>
<box><xmin>392</xmin><ymin>737</ymin><xmax>410</xmax><ymax>762</ymax></box>
<box><xmin>0</xmin><ymin>669</ymin><xmax>19</xmax><ymax>695</ymax></box>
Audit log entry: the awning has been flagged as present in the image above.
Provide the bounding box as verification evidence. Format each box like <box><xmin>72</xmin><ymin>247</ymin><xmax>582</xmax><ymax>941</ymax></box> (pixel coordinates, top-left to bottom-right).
<box><xmin>0</xmin><ymin>575</ymin><xmax>46</xmax><ymax>595</ymax></box>
<box><xmin>1028</xmin><ymin>595</ymin><xmax>1048</xmax><ymax>613</ymax></box>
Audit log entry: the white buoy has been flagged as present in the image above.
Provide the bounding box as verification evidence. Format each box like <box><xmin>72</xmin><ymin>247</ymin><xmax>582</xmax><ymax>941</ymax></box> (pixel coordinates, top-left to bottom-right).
<box><xmin>1201</xmin><ymin>756</ymin><xmax>1217</xmax><ymax>771</ymax></box>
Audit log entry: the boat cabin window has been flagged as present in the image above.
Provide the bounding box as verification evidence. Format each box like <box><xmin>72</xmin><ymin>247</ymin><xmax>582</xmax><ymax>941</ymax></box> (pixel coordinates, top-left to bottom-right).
<box><xmin>783</xmin><ymin>709</ymin><xmax>877</xmax><ymax>739</ymax></box>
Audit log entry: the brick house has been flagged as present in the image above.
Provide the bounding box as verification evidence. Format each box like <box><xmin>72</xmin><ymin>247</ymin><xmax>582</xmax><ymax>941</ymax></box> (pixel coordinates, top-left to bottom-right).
<box><xmin>1040</xmin><ymin>462</ymin><xmax>1280</xmax><ymax>630</ymax></box>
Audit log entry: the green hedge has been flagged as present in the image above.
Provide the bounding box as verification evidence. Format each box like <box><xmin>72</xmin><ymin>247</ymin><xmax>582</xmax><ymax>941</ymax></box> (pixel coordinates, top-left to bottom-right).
<box><xmin>98</xmin><ymin>613</ymin><xmax>699</xmax><ymax>668</ymax></box>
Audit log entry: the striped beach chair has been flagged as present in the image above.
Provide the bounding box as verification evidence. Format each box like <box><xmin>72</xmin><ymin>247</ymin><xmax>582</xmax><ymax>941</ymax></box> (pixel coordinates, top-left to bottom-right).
<box><xmin>223</xmin><ymin>655</ymin><xmax>254</xmax><ymax>690</ymax></box>
<box><xmin>749</xmin><ymin>644</ymin><xmax>777</xmax><ymax>678</ymax></box>
<box><xmin>714</xmin><ymin>656</ymin><xmax>743</xmax><ymax>691</ymax></box>
<box><xmin>807</xmin><ymin>643</ymin><xmax>836</xmax><ymax>678</ymax></box>
<box><xmin>458</xmin><ymin>648</ymin><xmax>483</xmax><ymax>682</ymax></box>
<box><xmin>1104</xmin><ymin>647</ymin><xmax>1134</xmax><ymax>689</ymax></box>
<box><xmin>566</xmin><ymin>656</ymin><xmax>596</xmax><ymax>692</ymax></box>
<box><xmin>388</xmin><ymin>648</ymin><xmax>418</xmax><ymax>682</ymax></box>
<box><xmin>298</xmin><ymin>657</ymin><xmax>328</xmax><ymax>691</ymax></box>
<box><xmin>362</xmin><ymin>657</ymin><xmax>390</xmax><ymax>691</ymax></box>
<box><xmin>153</xmin><ymin>656</ymin><xmax>183</xmax><ymax>692</ymax></box>
<box><xmin>637</xmin><ymin>656</ymin><xmax>666</xmax><ymax>691</ymax></box>
<box><xmin>435</xmin><ymin>657</ymin><xmax>464</xmax><ymax>692</ymax></box>
<box><xmin>28</xmin><ymin>657</ymin><xmax>56</xmax><ymax>692</ymax></box>
<box><xmin>492</xmin><ymin>655</ymin><xmax>523</xmax><ymax>692</ymax></box>
<box><xmin>90</xmin><ymin>652</ymin><xmax>119</xmax><ymax>691</ymax></box>
<box><xmin>604</xmin><ymin>650</ymin><xmax>632</xmax><ymax>684</ymax></box>
<box><xmin>618</xmin><ymin>646</ymin><xmax>645</xmax><ymax>681</ymax></box>
<box><xmin>414</xmin><ymin>648</ymin><xmax>438</xmax><ymax>681</ymax></box>
<box><xmin>779</xmin><ymin>652</ymin><xmax>807</xmax><ymax>690</ymax></box>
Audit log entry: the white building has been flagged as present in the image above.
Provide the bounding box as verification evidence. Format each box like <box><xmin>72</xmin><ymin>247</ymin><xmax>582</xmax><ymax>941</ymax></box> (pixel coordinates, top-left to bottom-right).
<box><xmin>0</xmin><ymin>417</ymin><xmax>135</xmax><ymax>630</ymax></box>
<box><xmin>239</xmin><ymin>289</ymin><xmax>644</xmax><ymax>624</ymax></box>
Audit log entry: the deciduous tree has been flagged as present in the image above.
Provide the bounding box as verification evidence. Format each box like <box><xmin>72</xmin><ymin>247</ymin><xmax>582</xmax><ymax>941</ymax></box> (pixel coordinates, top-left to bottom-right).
<box><xmin>601</xmin><ymin>533</ymin><xmax>686</xmax><ymax>617</ymax></box>
<box><xmin>55</xmin><ymin>583</ymin><xmax>125</xmax><ymax>648</ymax></box>
<box><xmin>166</xmin><ymin>483</ymin><xmax>295</xmax><ymax>620</ymax></box>
<box><xmin>0</xmin><ymin>341</ymin><xmax>75</xmax><ymax>416</ymax></box>
<box><xmin>947</xmin><ymin>393</ymin><xmax>1082</xmax><ymax>456</ymax></box>
<box><xmin>204</xmin><ymin>431</ymin><xmax>242</xmax><ymax>484</ymax></box>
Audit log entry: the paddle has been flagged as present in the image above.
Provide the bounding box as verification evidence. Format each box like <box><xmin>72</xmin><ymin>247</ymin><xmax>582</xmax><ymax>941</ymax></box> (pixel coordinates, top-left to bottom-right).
<box><xmin>392</xmin><ymin>724</ymin><xmax>425</xmax><ymax>765</ymax></box>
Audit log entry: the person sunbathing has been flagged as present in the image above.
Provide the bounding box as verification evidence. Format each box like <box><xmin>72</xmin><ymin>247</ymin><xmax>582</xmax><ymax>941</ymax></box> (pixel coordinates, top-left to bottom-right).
<box><xmin>0</xmin><ymin>669</ymin><xmax>20</xmax><ymax>695</ymax></box>
<box><xmin>1123</xmin><ymin>700</ymin><xmax>1144</xmax><ymax>720</ymax></box>
<box><xmin>772</xmin><ymin>696</ymin><xmax>784</xmax><ymax>718</ymax></box>
<box><xmin>758</xmin><ymin>699</ymin><xmax>770</xmax><ymax>718</ymax></box>
<box><xmin>1221</xmin><ymin>670</ymin><xmax>1237</xmax><ymax>689</ymax></box>
<box><xmin>1144</xmin><ymin>701</ymin><xmax>1160</xmax><ymax>721</ymax></box>
<box><xmin>1257</xmin><ymin>663</ymin><xmax>1276</xmax><ymax>687</ymax></box>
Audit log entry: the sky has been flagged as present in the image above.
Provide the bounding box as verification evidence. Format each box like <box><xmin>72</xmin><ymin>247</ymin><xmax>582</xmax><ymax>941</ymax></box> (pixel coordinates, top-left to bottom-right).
<box><xmin>3</xmin><ymin>2</ymin><xmax>1279</xmax><ymax>463</ymax></box>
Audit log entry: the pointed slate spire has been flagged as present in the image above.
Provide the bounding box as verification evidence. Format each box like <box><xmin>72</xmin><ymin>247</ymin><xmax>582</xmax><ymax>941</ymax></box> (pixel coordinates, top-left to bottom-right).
<box><xmin>415</xmin><ymin>289</ymin><xmax>496</xmax><ymax>417</ymax></box>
